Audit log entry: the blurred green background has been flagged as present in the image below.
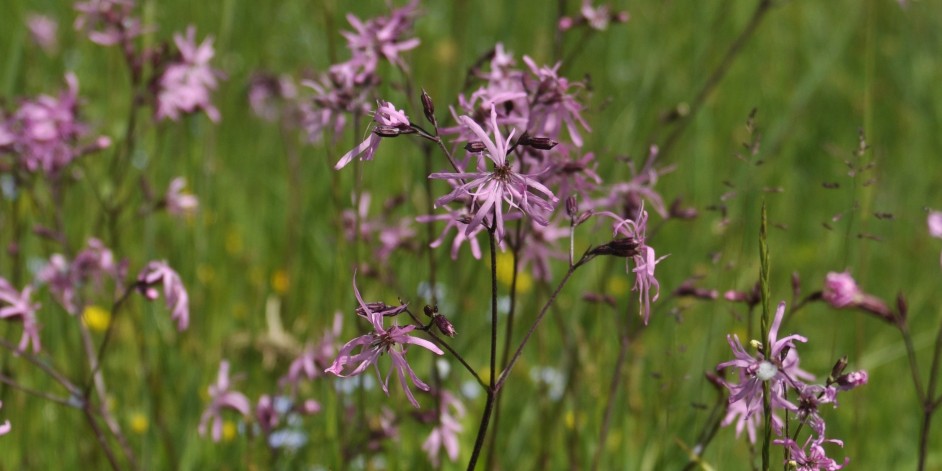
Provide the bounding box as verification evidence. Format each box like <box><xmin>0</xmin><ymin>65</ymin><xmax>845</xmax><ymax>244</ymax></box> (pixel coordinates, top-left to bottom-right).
<box><xmin>1</xmin><ymin>0</ymin><xmax>941</xmax><ymax>469</ymax></box>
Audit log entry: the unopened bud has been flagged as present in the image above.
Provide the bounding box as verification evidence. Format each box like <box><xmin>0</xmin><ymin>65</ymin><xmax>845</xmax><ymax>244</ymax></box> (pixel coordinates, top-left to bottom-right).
<box><xmin>828</xmin><ymin>356</ymin><xmax>848</xmax><ymax>383</ymax></box>
<box><xmin>432</xmin><ymin>314</ymin><xmax>456</xmax><ymax>337</ymax></box>
<box><xmin>465</xmin><ymin>141</ymin><xmax>486</xmax><ymax>153</ymax></box>
<box><xmin>896</xmin><ymin>292</ymin><xmax>907</xmax><ymax>325</ymax></box>
<box><xmin>669</xmin><ymin>198</ymin><xmax>698</xmax><ymax>220</ymax></box>
<box><xmin>523</xmin><ymin>135</ymin><xmax>558</xmax><ymax>150</ymax></box>
<box><xmin>373</xmin><ymin>125</ymin><xmax>401</xmax><ymax>137</ymax></box>
<box><xmin>588</xmin><ymin>238</ymin><xmax>639</xmax><ymax>258</ymax></box>
<box><xmin>835</xmin><ymin>370</ymin><xmax>868</xmax><ymax>391</ymax></box>
<box><xmin>423</xmin><ymin>305</ymin><xmax>438</xmax><ymax>317</ymax></box>
<box><xmin>421</xmin><ymin>89</ymin><xmax>436</xmax><ymax>125</ymax></box>
<box><xmin>566</xmin><ymin>196</ymin><xmax>578</xmax><ymax>219</ymax></box>
<box><xmin>356</xmin><ymin>302</ymin><xmax>408</xmax><ymax>318</ymax></box>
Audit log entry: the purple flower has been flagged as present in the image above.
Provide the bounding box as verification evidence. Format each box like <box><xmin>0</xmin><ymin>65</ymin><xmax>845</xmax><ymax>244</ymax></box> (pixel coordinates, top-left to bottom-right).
<box><xmin>156</xmin><ymin>26</ymin><xmax>222</xmax><ymax>122</ymax></box>
<box><xmin>341</xmin><ymin>192</ymin><xmax>416</xmax><ymax>263</ymax></box>
<box><xmin>198</xmin><ymin>360</ymin><xmax>251</xmax><ymax>442</ymax></box>
<box><xmin>341</xmin><ymin>1</ymin><xmax>420</xmax><ymax>79</ymax></box>
<box><xmin>559</xmin><ymin>1</ymin><xmax>630</xmax><ymax>31</ymax></box>
<box><xmin>0</xmin><ymin>278</ymin><xmax>42</xmax><ymax>353</ymax></box>
<box><xmin>335</xmin><ymin>100</ymin><xmax>411</xmax><ymax>169</ymax></box>
<box><xmin>516</xmin><ymin>219</ymin><xmax>570</xmax><ymax>281</ymax></box>
<box><xmin>774</xmin><ymin>434</ymin><xmax>848</xmax><ymax>471</ymax></box>
<box><xmin>422</xmin><ymin>390</ymin><xmax>465</xmax><ymax>467</ymax></box>
<box><xmin>522</xmin><ymin>56</ymin><xmax>590</xmax><ymax>147</ymax></box>
<box><xmin>74</xmin><ymin>0</ymin><xmax>143</xmax><ymax>46</ymax></box>
<box><xmin>300</xmin><ymin>63</ymin><xmax>372</xmax><ymax>143</ymax></box>
<box><xmin>430</xmin><ymin>106</ymin><xmax>559</xmax><ymax>242</ymax></box>
<box><xmin>5</xmin><ymin>73</ymin><xmax>99</xmax><ymax>176</ymax></box>
<box><xmin>0</xmin><ymin>400</ymin><xmax>9</xmax><ymax>436</ymax></box>
<box><xmin>247</xmin><ymin>73</ymin><xmax>297</xmax><ymax>122</ymax></box>
<box><xmin>596</xmin><ymin>207</ymin><xmax>668</xmax><ymax>324</ymax></box>
<box><xmin>164</xmin><ymin>177</ymin><xmax>199</xmax><ymax>217</ymax></box>
<box><xmin>717</xmin><ymin>301</ymin><xmax>810</xmax><ymax>418</ymax></box>
<box><xmin>37</xmin><ymin>238</ymin><xmax>123</xmax><ymax>315</ymax></box>
<box><xmin>137</xmin><ymin>261</ymin><xmax>189</xmax><ymax>331</ymax></box>
<box><xmin>27</xmin><ymin>14</ymin><xmax>58</xmax><ymax>53</ymax></box>
<box><xmin>417</xmin><ymin>210</ymin><xmax>485</xmax><ymax>260</ymax></box>
<box><xmin>325</xmin><ymin>274</ymin><xmax>444</xmax><ymax>408</ymax></box>
<box><xmin>280</xmin><ymin>312</ymin><xmax>343</xmax><ymax>391</ymax></box>
<box><xmin>821</xmin><ymin>271</ymin><xmax>892</xmax><ymax>323</ymax></box>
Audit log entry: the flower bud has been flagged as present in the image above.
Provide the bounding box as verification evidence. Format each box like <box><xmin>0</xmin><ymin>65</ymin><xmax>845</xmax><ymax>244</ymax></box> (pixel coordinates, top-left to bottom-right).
<box><xmin>588</xmin><ymin>238</ymin><xmax>639</xmax><ymax>258</ymax></box>
<box><xmin>421</xmin><ymin>89</ymin><xmax>436</xmax><ymax>125</ymax></box>
<box><xmin>373</xmin><ymin>125</ymin><xmax>401</xmax><ymax>137</ymax></box>
<box><xmin>566</xmin><ymin>196</ymin><xmax>578</xmax><ymax>219</ymax></box>
<box><xmin>835</xmin><ymin>370</ymin><xmax>868</xmax><ymax>391</ymax></box>
<box><xmin>522</xmin><ymin>135</ymin><xmax>558</xmax><ymax>150</ymax></box>
<box><xmin>432</xmin><ymin>314</ymin><xmax>456</xmax><ymax>337</ymax></box>
<box><xmin>423</xmin><ymin>304</ymin><xmax>438</xmax><ymax>317</ymax></box>
<box><xmin>465</xmin><ymin>141</ymin><xmax>486</xmax><ymax>153</ymax></box>
<box><xmin>828</xmin><ymin>356</ymin><xmax>848</xmax><ymax>383</ymax></box>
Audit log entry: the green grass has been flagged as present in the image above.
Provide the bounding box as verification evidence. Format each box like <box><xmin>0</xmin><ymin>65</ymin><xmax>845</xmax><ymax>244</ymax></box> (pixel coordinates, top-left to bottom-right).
<box><xmin>1</xmin><ymin>0</ymin><xmax>942</xmax><ymax>469</ymax></box>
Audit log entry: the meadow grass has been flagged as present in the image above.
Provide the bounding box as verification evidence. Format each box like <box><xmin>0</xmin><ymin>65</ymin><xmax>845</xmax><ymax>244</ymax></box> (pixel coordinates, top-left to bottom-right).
<box><xmin>1</xmin><ymin>0</ymin><xmax>941</xmax><ymax>469</ymax></box>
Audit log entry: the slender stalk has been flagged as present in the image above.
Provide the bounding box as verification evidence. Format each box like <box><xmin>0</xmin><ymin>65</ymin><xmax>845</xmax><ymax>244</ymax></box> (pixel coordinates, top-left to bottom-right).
<box><xmin>466</xmin><ymin>228</ymin><xmax>500</xmax><ymax>470</ymax></box>
<box><xmin>758</xmin><ymin>201</ymin><xmax>772</xmax><ymax>471</ymax></box>
<box><xmin>84</xmin><ymin>405</ymin><xmax>122</xmax><ymax>471</ymax></box>
<box><xmin>0</xmin><ymin>374</ymin><xmax>76</xmax><ymax>408</ymax></box>
<box><xmin>914</xmin><ymin>316</ymin><xmax>942</xmax><ymax>471</ymax></box>
<box><xmin>656</xmin><ymin>0</ymin><xmax>774</xmax><ymax>162</ymax></box>
<box><xmin>84</xmin><ymin>285</ymin><xmax>137</xmax><ymax>393</ymax></box>
<box><xmin>0</xmin><ymin>339</ymin><xmax>80</xmax><ymax>394</ymax></box>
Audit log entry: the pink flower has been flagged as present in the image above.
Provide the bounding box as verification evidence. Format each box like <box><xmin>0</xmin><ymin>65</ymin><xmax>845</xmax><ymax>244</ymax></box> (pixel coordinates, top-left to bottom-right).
<box><xmin>325</xmin><ymin>274</ymin><xmax>443</xmax><ymax>408</ymax></box>
<box><xmin>37</xmin><ymin>239</ymin><xmax>123</xmax><ymax>315</ymax></box>
<box><xmin>0</xmin><ymin>278</ymin><xmax>42</xmax><ymax>353</ymax></box>
<box><xmin>430</xmin><ymin>106</ymin><xmax>559</xmax><ymax>242</ymax></box>
<box><xmin>929</xmin><ymin>211</ymin><xmax>942</xmax><ymax>239</ymax></box>
<box><xmin>341</xmin><ymin>0</ymin><xmax>420</xmax><ymax>79</ymax></box>
<box><xmin>773</xmin><ymin>434</ymin><xmax>848</xmax><ymax>471</ymax></box>
<box><xmin>596</xmin><ymin>207</ymin><xmax>668</xmax><ymax>324</ymax></box>
<box><xmin>156</xmin><ymin>26</ymin><xmax>222</xmax><ymax>122</ymax></box>
<box><xmin>27</xmin><ymin>14</ymin><xmax>58</xmax><ymax>53</ymax></box>
<box><xmin>74</xmin><ymin>0</ymin><xmax>143</xmax><ymax>46</ymax></box>
<box><xmin>417</xmin><ymin>210</ymin><xmax>485</xmax><ymax>260</ymax></box>
<box><xmin>198</xmin><ymin>361</ymin><xmax>251</xmax><ymax>442</ymax></box>
<box><xmin>280</xmin><ymin>313</ymin><xmax>343</xmax><ymax>390</ymax></box>
<box><xmin>165</xmin><ymin>177</ymin><xmax>198</xmax><ymax>217</ymax></box>
<box><xmin>137</xmin><ymin>261</ymin><xmax>189</xmax><ymax>331</ymax></box>
<box><xmin>522</xmin><ymin>56</ymin><xmax>590</xmax><ymax>147</ymax></box>
<box><xmin>822</xmin><ymin>272</ymin><xmax>861</xmax><ymax>308</ymax></box>
<box><xmin>422</xmin><ymin>390</ymin><xmax>465</xmax><ymax>467</ymax></box>
<box><xmin>335</xmin><ymin>100</ymin><xmax>411</xmax><ymax>170</ymax></box>
<box><xmin>0</xmin><ymin>400</ymin><xmax>9</xmax><ymax>436</ymax></box>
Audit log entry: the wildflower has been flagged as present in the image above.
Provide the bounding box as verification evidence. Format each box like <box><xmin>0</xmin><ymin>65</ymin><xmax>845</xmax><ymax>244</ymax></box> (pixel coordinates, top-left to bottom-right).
<box><xmin>421</xmin><ymin>391</ymin><xmax>465</xmax><ymax>467</ymax></box>
<box><xmin>299</xmin><ymin>63</ymin><xmax>372</xmax><ymax>143</ymax></box>
<box><xmin>773</xmin><ymin>434</ymin><xmax>848</xmax><ymax>471</ymax></box>
<box><xmin>198</xmin><ymin>361</ymin><xmax>251</xmax><ymax>442</ymax></box>
<box><xmin>82</xmin><ymin>305</ymin><xmax>111</xmax><ymax>332</ymax></box>
<box><xmin>559</xmin><ymin>1</ymin><xmax>630</xmax><ymax>31</ymax></box>
<box><xmin>280</xmin><ymin>312</ymin><xmax>343</xmax><ymax>391</ymax></box>
<box><xmin>37</xmin><ymin>238</ymin><xmax>122</xmax><ymax>315</ymax></box>
<box><xmin>164</xmin><ymin>177</ymin><xmax>198</xmax><ymax>217</ymax></box>
<box><xmin>27</xmin><ymin>14</ymin><xmax>58</xmax><ymax>53</ymax></box>
<box><xmin>929</xmin><ymin>211</ymin><xmax>942</xmax><ymax>239</ymax></box>
<box><xmin>522</xmin><ymin>56</ymin><xmax>590</xmax><ymax>147</ymax></box>
<box><xmin>595</xmin><ymin>207</ymin><xmax>668</xmax><ymax>324</ymax></box>
<box><xmin>0</xmin><ymin>401</ymin><xmax>9</xmax><ymax>436</ymax></box>
<box><xmin>325</xmin><ymin>274</ymin><xmax>444</xmax><ymax>408</ymax></box>
<box><xmin>340</xmin><ymin>0</ymin><xmax>421</xmax><ymax>79</ymax></box>
<box><xmin>430</xmin><ymin>106</ymin><xmax>558</xmax><ymax>242</ymax></box>
<box><xmin>156</xmin><ymin>26</ymin><xmax>222</xmax><ymax>122</ymax></box>
<box><xmin>137</xmin><ymin>261</ymin><xmax>190</xmax><ymax>331</ymax></box>
<box><xmin>247</xmin><ymin>73</ymin><xmax>297</xmax><ymax>122</ymax></box>
<box><xmin>0</xmin><ymin>277</ymin><xmax>42</xmax><ymax>353</ymax></box>
<box><xmin>334</xmin><ymin>101</ymin><xmax>411</xmax><ymax>170</ymax></box>
<box><xmin>717</xmin><ymin>301</ymin><xmax>811</xmax><ymax>418</ymax></box>
<box><xmin>73</xmin><ymin>0</ymin><xmax>143</xmax><ymax>46</ymax></box>
<box><xmin>821</xmin><ymin>272</ymin><xmax>893</xmax><ymax>323</ymax></box>
<box><xmin>416</xmin><ymin>210</ymin><xmax>484</xmax><ymax>260</ymax></box>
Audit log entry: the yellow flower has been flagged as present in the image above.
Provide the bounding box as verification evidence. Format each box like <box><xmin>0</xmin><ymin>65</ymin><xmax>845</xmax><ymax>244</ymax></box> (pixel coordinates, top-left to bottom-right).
<box><xmin>222</xmin><ymin>420</ymin><xmax>237</xmax><ymax>442</ymax></box>
<box><xmin>271</xmin><ymin>270</ymin><xmax>289</xmax><ymax>295</ymax></box>
<box><xmin>82</xmin><ymin>305</ymin><xmax>111</xmax><ymax>332</ymax></box>
<box><xmin>129</xmin><ymin>412</ymin><xmax>149</xmax><ymax>434</ymax></box>
<box><xmin>495</xmin><ymin>252</ymin><xmax>533</xmax><ymax>293</ymax></box>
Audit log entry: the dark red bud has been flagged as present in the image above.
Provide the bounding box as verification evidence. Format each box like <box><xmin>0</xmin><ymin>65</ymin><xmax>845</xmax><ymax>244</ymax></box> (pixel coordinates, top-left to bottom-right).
<box><xmin>465</xmin><ymin>141</ymin><xmax>487</xmax><ymax>153</ymax></box>
<box><xmin>421</xmin><ymin>89</ymin><xmax>436</xmax><ymax>125</ymax></box>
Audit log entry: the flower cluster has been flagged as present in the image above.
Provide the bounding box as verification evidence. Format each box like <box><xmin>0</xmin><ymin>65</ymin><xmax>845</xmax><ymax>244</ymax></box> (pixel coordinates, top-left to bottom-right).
<box><xmin>37</xmin><ymin>238</ymin><xmax>125</xmax><ymax>315</ymax></box>
<box><xmin>137</xmin><ymin>261</ymin><xmax>190</xmax><ymax>331</ymax></box>
<box><xmin>74</xmin><ymin>0</ymin><xmax>145</xmax><ymax>47</ymax></box>
<box><xmin>717</xmin><ymin>301</ymin><xmax>866</xmax><ymax>468</ymax></box>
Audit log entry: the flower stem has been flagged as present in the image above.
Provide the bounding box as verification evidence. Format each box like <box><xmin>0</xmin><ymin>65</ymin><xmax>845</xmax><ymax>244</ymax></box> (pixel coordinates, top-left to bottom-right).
<box><xmin>758</xmin><ymin>201</ymin><xmax>772</xmax><ymax>471</ymax></box>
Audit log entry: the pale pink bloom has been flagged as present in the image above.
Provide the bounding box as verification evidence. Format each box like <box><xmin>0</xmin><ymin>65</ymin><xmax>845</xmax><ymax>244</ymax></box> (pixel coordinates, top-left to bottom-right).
<box><xmin>928</xmin><ymin>211</ymin><xmax>942</xmax><ymax>238</ymax></box>
<box><xmin>198</xmin><ymin>361</ymin><xmax>251</xmax><ymax>442</ymax></box>
<box><xmin>335</xmin><ymin>101</ymin><xmax>411</xmax><ymax>169</ymax></box>
<box><xmin>156</xmin><ymin>26</ymin><xmax>222</xmax><ymax>122</ymax></box>
<box><xmin>341</xmin><ymin>0</ymin><xmax>420</xmax><ymax>79</ymax></box>
<box><xmin>417</xmin><ymin>210</ymin><xmax>485</xmax><ymax>260</ymax></box>
<box><xmin>325</xmin><ymin>274</ymin><xmax>443</xmax><ymax>408</ymax></box>
<box><xmin>300</xmin><ymin>62</ymin><xmax>371</xmax><ymax>143</ymax></box>
<box><xmin>27</xmin><ymin>14</ymin><xmax>58</xmax><ymax>53</ymax></box>
<box><xmin>522</xmin><ymin>56</ymin><xmax>590</xmax><ymax>147</ymax></box>
<box><xmin>247</xmin><ymin>73</ymin><xmax>297</xmax><ymax>122</ymax></box>
<box><xmin>137</xmin><ymin>261</ymin><xmax>189</xmax><ymax>331</ymax></box>
<box><xmin>773</xmin><ymin>433</ymin><xmax>848</xmax><ymax>471</ymax></box>
<box><xmin>280</xmin><ymin>312</ymin><xmax>343</xmax><ymax>390</ymax></box>
<box><xmin>430</xmin><ymin>106</ymin><xmax>558</xmax><ymax>242</ymax></box>
<box><xmin>0</xmin><ymin>278</ymin><xmax>42</xmax><ymax>353</ymax></box>
<box><xmin>73</xmin><ymin>0</ymin><xmax>143</xmax><ymax>46</ymax></box>
<box><xmin>0</xmin><ymin>400</ymin><xmax>9</xmax><ymax>435</ymax></box>
<box><xmin>165</xmin><ymin>177</ymin><xmax>198</xmax><ymax>217</ymax></box>
<box><xmin>422</xmin><ymin>391</ymin><xmax>465</xmax><ymax>467</ymax></box>
<box><xmin>37</xmin><ymin>238</ymin><xmax>123</xmax><ymax>315</ymax></box>
<box><xmin>596</xmin><ymin>206</ymin><xmax>668</xmax><ymax>324</ymax></box>
<box><xmin>822</xmin><ymin>272</ymin><xmax>861</xmax><ymax>308</ymax></box>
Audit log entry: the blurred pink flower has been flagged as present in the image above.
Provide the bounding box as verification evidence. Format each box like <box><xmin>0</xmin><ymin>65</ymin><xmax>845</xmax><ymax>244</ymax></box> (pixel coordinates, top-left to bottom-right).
<box><xmin>37</xmin><ymin>238</ymin><xmax>123</xmax><ymax>315</ymax></box>
<box><xmin>165</xmin><ymin>177</ymin><xmax>198</xmax><ymax>217</ymax></box>
<box><xmin>422</xmin><ymin>390</ymin><xmax>465</xmax><ymax>467</ymax></box>
<box><xmin>156</xmin><ymin>26</ymin><xmax>222</xmax><ymax>122</ymax></box>
<box><xmin>280</xmin><ymin>312</ymin><xmax>343</xmax><ymax>390</ymax></box>
<box><xmin>325</xmin><ymin>274</ymin><xmax>443</xmax><ymax>408</ymax></box>
<box><xmin>74</xmin><ymin>0</ymin><xmax>143</xmax><ymax>46</ymax></box>
<box><xmin>0</xmin><ymin>401</ymin><xmax>9</xmax><ymax>436</ymax></box>
<box><xmin>27</xmin><ymin>14</ymin><xmax>58</xmax><ymax>53</ymax></box>
<box><xmin>137</xmin><ymin>261</ymin><xmax>189</xmax><ymax>331</ymax></box>
<box><xmin>773</xmin><ymin>434</ymin><xmax>848</xmax><ymax>471</ymax></box>
<box><xmin>928</xmin><ymin>211</ymin><xmax>942</xmax><ymax>239</ymax></box>
<box><xmin>522</xmin><ymin>56</ymin><xmax>590</xmax><ymax>147</ymax></box>
<box><xmin>430</xmin><ymin>106</ymin><xmax>558</xmax><ymax>242</ymax></box>
<box><xmin>822</xmin><ymin>272</ymin><xmax>860</xmax><ymax>308</ymax></box>
<box><xmin>0</xmin><ymin>278</ymin><xmax>42</xmax><ymax>353</ymax></box>
<box><xmin>417</xmin><ymin>209</ymin><xmax>485</xmax><ymax>260</ymax></box>
<box><xmin>198</xmin><ymin>360</ymin><xmax>251</xmax><ymax>442</ymax></box>
<box><xmin>341</xmin><ymin>0</ymin><xmax>420</xmax><ymax>79</ymax></box>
